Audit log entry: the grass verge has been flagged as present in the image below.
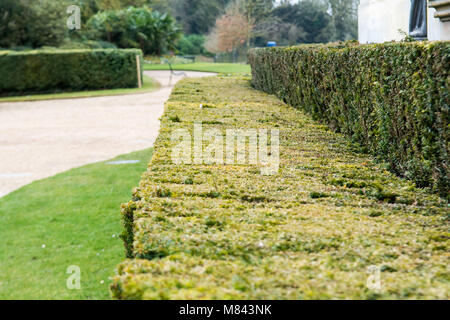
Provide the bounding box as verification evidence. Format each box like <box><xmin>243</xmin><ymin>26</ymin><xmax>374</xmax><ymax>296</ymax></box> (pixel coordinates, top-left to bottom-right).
<box><xmin>111</xmin><ymin>76</ymin><xmax>449</xmax><ymax>300</ymax></box>
<box><xmin>0</xmin><ymin>148</ymin><xmax>153</xmax><ymax>299</ymax></box>
<box><xmin>0</xmin><ymin>76</ymin><xmax>159</xmax><ymax>103</ymax></box>
<box><xmin>143</xmin><ymin>62</ymin><xmax>251</xmax><ymax>74</ymax></box>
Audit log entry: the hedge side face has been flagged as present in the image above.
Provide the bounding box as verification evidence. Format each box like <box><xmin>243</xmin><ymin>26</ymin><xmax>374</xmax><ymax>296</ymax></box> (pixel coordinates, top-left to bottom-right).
<box><xmin>0</xmin><ymin>49</ymin><xmax>143</xmax><ymax>95</ymax></box>
<box><xmin>248</xmin><ymin>42</ymin><xmax>449</xmax><ymax>198</ymax></box>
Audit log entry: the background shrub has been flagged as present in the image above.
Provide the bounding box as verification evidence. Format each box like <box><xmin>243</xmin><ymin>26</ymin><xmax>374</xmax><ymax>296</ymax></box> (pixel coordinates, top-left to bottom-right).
<box><xmin>0</xmin><ymin>48</ymin><xmax>143</xmax><ymax>95</ymax></box>
<box><xmin>248</xmin><ymin>42</ymin><xmax>449</xmax><ymax>197</ymax></box>
<box><xmin>176</xmin><ymin>34</ymin><xmax>209</xmax><ymax>56</ymax></box>
<box><xmin>0</xmin><ymin>0</ymin><xmax>69</xmax><ymax>49</ymax></box>
<box><xmin>85</xmin><ymin>6</ymin><xmax>180</xmax><ymax>55</ymax></box>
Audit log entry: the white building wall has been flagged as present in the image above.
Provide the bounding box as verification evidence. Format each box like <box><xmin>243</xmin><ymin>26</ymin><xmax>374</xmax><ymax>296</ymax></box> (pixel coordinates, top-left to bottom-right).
<box><xmin>359</xmin><ymin>0</ymin><xmax>410</xmax><ymax>43</ymax></box>
<box><xmin>359</xmin><ymin>0</ymin><xmax>450</xmax><ymax>43</ymax></box>
<box><xmin>428</xmin><ymin>6</ymin><xmax>450</xmax><ymax>40</ymax></box>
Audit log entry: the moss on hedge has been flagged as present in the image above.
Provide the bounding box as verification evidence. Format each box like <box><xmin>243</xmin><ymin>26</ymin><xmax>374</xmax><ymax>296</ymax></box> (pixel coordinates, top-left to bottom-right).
<box><xmin>248</xmin><ymin>42</ymin><xmax>449</xmax><ymax>198</ymax></box>
<box><xmin>111</xmin><ymin>76</ymin><xmax>448</xmax><ymax>300</ymax></box>
<box><xmin>0</xmin><ymin>49</ymin><xmax>143</xmax><ymax>95</ymax></box>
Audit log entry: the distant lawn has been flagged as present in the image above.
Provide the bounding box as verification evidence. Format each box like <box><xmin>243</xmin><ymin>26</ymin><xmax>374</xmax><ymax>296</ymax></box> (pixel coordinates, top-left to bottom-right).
<box><xmin>0</xmin><ymin>76</ymin><xmax>159</xmax><ymax>103</ymax></box>
<box><xmin>0</xmin><ymin>148</ymin><xmax>153</xmax><ymax>300</ymax></box>
<box><xmin>144</xmin><ymin>62</ymin><xmax>251</xmax><ymax>74</ymax></box>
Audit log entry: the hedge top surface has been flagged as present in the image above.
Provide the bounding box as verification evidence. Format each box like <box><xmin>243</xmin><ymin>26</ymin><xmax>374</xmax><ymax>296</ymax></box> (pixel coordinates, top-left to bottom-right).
<box><xmin>111</xmin><ymin>76</ymin><xmax>449</xmax><ymax>300</ymax></box>
<box><xmin>250</xmin><ymin>40</ymin><xmax>448</xmax><ymax>51</ymax></box>
<box><xmin>0</xmin><ymin>48</ymin><xmax>142</xmax><ymax>56</ymax></box>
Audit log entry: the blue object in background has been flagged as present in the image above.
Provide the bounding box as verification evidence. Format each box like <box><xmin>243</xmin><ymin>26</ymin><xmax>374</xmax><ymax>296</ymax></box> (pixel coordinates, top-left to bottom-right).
<box><xmin>267</xmin><ymin>41</ymin><xmax>276</xmax><ymax>47</ymax></box>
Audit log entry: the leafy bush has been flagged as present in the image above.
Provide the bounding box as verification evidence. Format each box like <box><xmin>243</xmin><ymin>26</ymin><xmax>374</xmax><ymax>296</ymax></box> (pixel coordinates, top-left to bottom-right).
<box><xmin>176</xmin><ymin>34</ymin><xmax>209</xmax><ymax>56</ymax></box>
<box><xmin>0</xmin><ymin>0</ymin><xmax>69</xmax><ymax>48</ymax></box>
<box><xmin>86</xmin><ymin>6</ymin><xmax>181</xmax><ymax>55</ymax></box>
<box><xmin>248</xmin><ymin>42</ymin><xmax>449</xmax><ymax>198</ymax></box>
<box><xmin>0</xmin><ymin>49</ymin><xmax>143</xmax><ymax>95</ymax></box>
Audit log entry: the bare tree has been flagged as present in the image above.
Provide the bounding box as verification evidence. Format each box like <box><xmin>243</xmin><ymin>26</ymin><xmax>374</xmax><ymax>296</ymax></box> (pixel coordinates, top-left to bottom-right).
<box><xmin>205</xmin><ymin>1</ymin><xmax>253</xmax><ymax>54</ymax></box>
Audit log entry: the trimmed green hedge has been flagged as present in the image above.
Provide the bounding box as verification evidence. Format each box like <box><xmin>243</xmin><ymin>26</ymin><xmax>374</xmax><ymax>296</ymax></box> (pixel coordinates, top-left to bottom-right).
<box><xmin>0</xmin><ymin>49</ymin><xmax>143</xmax><ymax>95</ymax></box>
<box><xmin>111</xmin><ymin>76</ymin><xmax>448</xmax><ymax>300</ymax></box>
<box><xmin>248</xmin><ymin>42</ymin><xmax>449</xmax><ymax>198</ymax></box>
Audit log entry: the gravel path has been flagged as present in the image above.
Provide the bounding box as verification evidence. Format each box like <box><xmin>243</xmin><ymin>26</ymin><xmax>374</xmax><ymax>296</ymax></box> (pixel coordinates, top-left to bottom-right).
<box><xmin>0</xmin><ymin>71</ymin><xmax>215</xmax><ymax>197</ymax></box>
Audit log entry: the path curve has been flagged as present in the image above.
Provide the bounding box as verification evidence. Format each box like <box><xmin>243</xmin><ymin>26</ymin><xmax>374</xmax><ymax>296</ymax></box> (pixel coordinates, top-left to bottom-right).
<box><xmin>0</xmin><ymin>71</ymin><xmax>216</xmax><ymax>197</ymax></box>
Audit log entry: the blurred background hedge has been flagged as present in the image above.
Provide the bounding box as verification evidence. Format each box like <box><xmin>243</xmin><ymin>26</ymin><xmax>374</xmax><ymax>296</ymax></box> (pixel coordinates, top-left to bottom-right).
<box><xmin>0</xmin><ymin>49</ymin><xmax>143</xmax><ymax>95</ymax></box>
<box><xmin>249</xmin><ymin>42</ymin><xmax>449</xmax><ymax>197</ymax></box>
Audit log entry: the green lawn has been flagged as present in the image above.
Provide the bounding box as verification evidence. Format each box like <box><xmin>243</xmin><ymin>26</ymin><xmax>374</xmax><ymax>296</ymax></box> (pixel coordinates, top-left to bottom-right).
<box><xmin>144</xmin><ymin>62</ymin><xmax>251</xmax><ymax>74</ymax></box>
<box><xmin>0</xmin><ymin>76</ymin><xmax>159</xmax><ymax>103</ymax></box>
<box><xmin>0</xmin><ymin>148</ymin><xmax>153</xmax><ymax>300</ymax></box>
